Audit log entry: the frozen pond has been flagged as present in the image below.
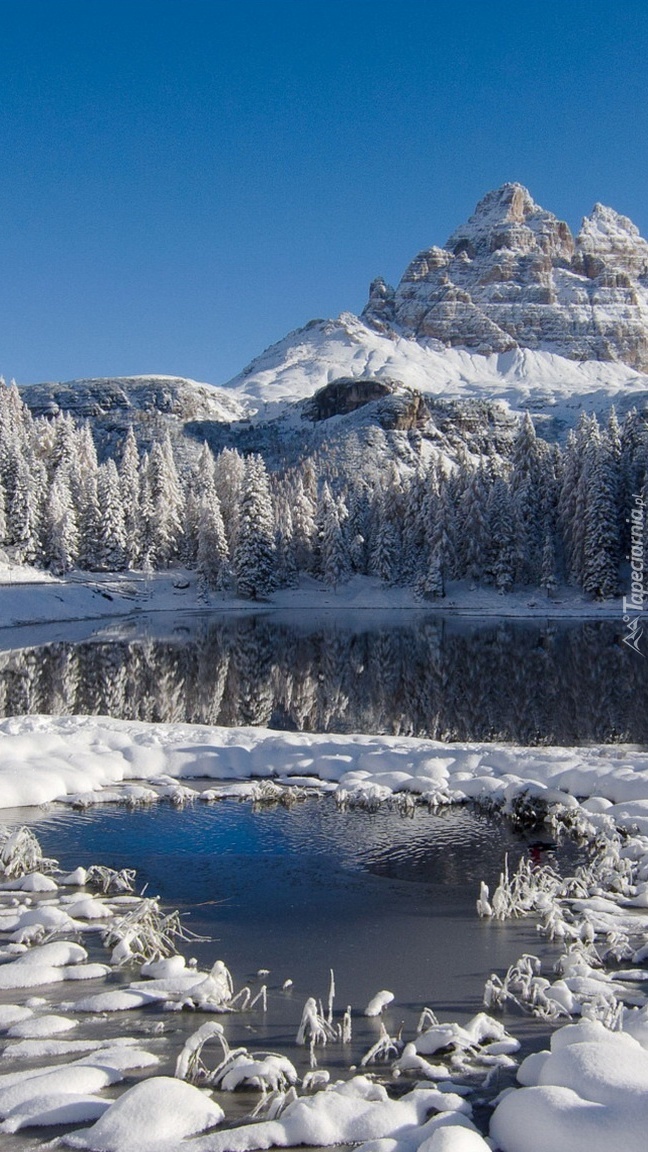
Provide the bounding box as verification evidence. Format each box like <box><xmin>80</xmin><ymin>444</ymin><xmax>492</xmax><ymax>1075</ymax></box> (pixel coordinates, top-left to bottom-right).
<box><xmin>23</xmin><ymin>797</ymin><xmax>583</xmax><ymax>1063</ymax></box>
<box><xmin>0</xmin><ymin>610</ymin><xmax>645</xmax><ymax>743</ymax></box>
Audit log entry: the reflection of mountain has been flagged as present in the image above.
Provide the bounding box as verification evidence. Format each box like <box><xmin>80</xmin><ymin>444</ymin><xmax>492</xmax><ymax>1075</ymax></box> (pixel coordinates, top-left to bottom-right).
<box><xmin>0</xmin><ymin>616</ymin><xmax>644</xmax><ymax>744</ymax></box>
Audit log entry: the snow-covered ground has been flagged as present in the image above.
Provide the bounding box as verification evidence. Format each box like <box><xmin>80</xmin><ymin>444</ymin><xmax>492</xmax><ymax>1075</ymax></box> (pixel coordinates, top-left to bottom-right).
<box><xmin>0</xmin><ymin>564</ymin><xmax>626</xmax><ymax>632</ymax></box>
<box><xmin>0</xmin><ymin>714</ymin><xmax>647</xmax><ymax>825</ymax></box>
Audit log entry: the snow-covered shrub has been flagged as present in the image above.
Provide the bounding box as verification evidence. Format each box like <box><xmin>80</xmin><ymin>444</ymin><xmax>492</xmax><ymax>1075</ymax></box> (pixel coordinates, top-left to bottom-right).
<box><xmin>0</xmin><ymin>826</ymin><xmax>57</xmax><ymax>879</ymax></box>
<box><xmin>102</xmin><ymin>897</ymin><xmax>197</xmax><ymax>965</ymax></box>
<box><xmin>86</xmin><ymin>864</ymin><xmax>136</xmax><ymax>894</ymax></box>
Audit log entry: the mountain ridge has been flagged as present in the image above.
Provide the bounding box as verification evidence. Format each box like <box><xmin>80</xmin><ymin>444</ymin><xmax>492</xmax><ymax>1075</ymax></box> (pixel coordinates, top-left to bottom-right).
<box><xmin>361</xmin><ymin>182</ymin><xmax>648</xmax><ymax>368</ymax></box>
<box><xmin>16</xmin><ymin>184</ymin><xmax>648</xmax><ymax>446</ymax></box>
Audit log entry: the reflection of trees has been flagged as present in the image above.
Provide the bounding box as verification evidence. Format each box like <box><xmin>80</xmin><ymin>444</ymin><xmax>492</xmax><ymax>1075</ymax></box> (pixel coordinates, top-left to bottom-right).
<box><xmin>0</xmin><ymin>618</ymin><xmax>645</xmax><ymax>744</ymax></box>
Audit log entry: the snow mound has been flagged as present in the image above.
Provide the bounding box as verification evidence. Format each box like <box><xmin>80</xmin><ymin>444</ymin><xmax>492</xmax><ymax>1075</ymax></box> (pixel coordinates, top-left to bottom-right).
<box><xmin>63</xmin><ymin>1076</ymin><xmax>224</xmax><ymax>1151</ymax></box>
<box><xmin>490</xmin><ymin>1021</ymin><xmax>648</xmax><ymax>1152</ymax></box>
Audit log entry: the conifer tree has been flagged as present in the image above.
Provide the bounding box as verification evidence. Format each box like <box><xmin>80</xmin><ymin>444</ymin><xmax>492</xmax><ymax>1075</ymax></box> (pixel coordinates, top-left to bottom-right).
<box><xmin>582</xmin><ymin>431</ymin><xmax>621</xmax><ymax>599</ymax></box>
<box><xmin>234</xmin><ymin>455</ymin><xmax>276</xmax><ymax>599</ymax></box>
<box><xmin>540</xmin><ymin>530</ymin><xmax>558</xmax><ymax>597</ymax></box>
<box><xmin>45</xmin><ymin>467</ymin><xmax>79</xmax><ymax>574</ymax></box>
<box><xmin>196</xmin><ymin>492</ymin><xmax>230</xmax><ymax>591</ymax></box>
<box><xmin>319</xmin><ymin>482</ymin><xmax>350</xmax><ymax>589</ymax></box>
<box><xmin>148</xmin><ymin>434</ymin><xmax>184</xmax><ymax>565</ymax></box>
<box><xmin>488</xmin><ymin>476</ymin><xmax>516</xmax><ymax>593</ymax></box>
<box><xmin>97</xmin><ymin>460</ymin><xmax>128</xmax><ymax>571</ymax></box>
<box><xmin>290</xmin><ymin>474</ymin><xmax>318</xmax><ymax>571</ymax></box>
<box><xmin>8</xmin><ymin>457</ymin><xmax>43</xmax><ymax>563</ymax></box>
<box><xmin>214</xmin><ymin>447</ymin><xmax>245</xmax><ymax>554</ymax></box>
<box><xmin>119</xmin><ymin>427</ymin><xmax>141</xmax><ymax>567</ymax></box>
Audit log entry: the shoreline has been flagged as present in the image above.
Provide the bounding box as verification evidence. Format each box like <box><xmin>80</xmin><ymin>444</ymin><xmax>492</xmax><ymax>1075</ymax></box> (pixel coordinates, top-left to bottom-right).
<box><xmin>0</xmin><ymin>566</ymin><xmax>628</xmax><ymax>632</ymax></box>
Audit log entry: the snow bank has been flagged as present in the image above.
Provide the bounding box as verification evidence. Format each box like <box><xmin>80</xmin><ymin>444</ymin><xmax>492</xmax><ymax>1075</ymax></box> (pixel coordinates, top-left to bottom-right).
<box><xmin>490</xmin><ymin>1020</ymin><xmax>648</xmax><ymax>1152</ymax></box>
<box><xmin>188</xmin><ymin>1079</ymin><xmax>472</xmax><ymax>1152</ymax></box>
<box><xmin>2</xmin><ymin>715</ymin><xmax>648</xmax><ymax>814</ymax></box>
<box><xmin>63</xmin><ymin>1076</ymin><xmax>224</xmax><ymax>1151</ymax></box>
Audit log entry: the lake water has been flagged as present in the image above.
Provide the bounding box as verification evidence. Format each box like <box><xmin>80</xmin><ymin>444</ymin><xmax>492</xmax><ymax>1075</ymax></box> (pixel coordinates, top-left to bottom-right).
<box><xmin>0</xmin><ymin>610</ymin><xmax>644</xmax><ymax>743</ymax></box>
<box><xmin>0</xmin><ymin>610</ymin><xmax>613</xmax><ymax>1147</ymax></box>
<box><xmin>27</xmin><ymin>796</ymin><xmax>582</xmax><ymax>1078</ymax></box>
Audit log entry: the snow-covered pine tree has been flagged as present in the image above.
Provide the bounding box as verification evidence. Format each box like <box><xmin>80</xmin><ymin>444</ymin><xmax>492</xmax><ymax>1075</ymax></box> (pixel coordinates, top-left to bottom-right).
<box><xmin>118</xmin><ymin>426</ymin><xmax>141</xmax><ymax>568</ymax></box>
<box><xmin>196</xmin><ymin>492</ymin><xmax>230</xmax><ymax>591</ymax></box>
<box><xmin>214</xmin><ymin>447</ymin><xmax>245</xmax><ymax>556</ymax></box>
<box><xmin>74</xmin><ymin>469</ymin><xmax>101</xmax><ymax>570</ymax></box>
<box><xmin>419</xmin><ymin>545</ymin><xmax>445</xmax><ymax>599</ymax></box>
<box><xmin>137</xmin><ymin>452</ymin><xmax>156</xmax><ymax>569</ymax></box>
<box><xmin>148</xmin><ymin>434</ymin><xmax>185</xmax><ymax>566</ymax></box>
<box><xmin>97</xmin><ymin>459</ymin><xmax>128</xmax><ymax>571</ymax></box>
<box><xmin>582</xmin><ymin>427</ymin><xmax>621</xmax><ymax>599</ymax></box>
<box><xmin>290</xmin><ymin>473</ymin><xmax>318</xmax><ymax>572</ymax></box>
<box><xmin>540</xmin><ymin>530</ymin><xmax>558</xmax><ymax>597</ymax></box>
<box><xmin>318</xmin><ymin>481</ymin><xmax>350</xmax><ymax>589</ymax></box>
<box><xmin>557</xmin><ymin>428</ymin><xmax>581</xmax><ymax>584</ymax></box>
<box><xmin>369</xmin><ymin>490</ymin><xmax>401</xmax><ymax>585</ymax></box>
<box><xmin>510</xmin><ymin>411</ymin><xmax>551</xmax><ymax>585</ymax></box>
<box><xmin>45</xmin><ymin>467</ymin><xmax>79</xmax><ymax>574</ymax></box>
<box><xmin>488</xmin><ymin>476</ymin><xmax>516</xmax><ymax>593</ymax></box>
<box><xmin>8</xmin><ymin>456</ymin><xmax>44</xmax><ymax>563</ymax></box>
<box><xmin>272</xmin><ymin>492</ymin><xmax>299</xmax><ymax>589</ymax></box>
<box><xmin>458</xmin><ymin>465</ymin><xmax>489</xmax><ymax>586</ymax></box>
<box><xmin>48</xmin><ymin>412</ymin><xmax>77</xmax><ymax>478</ymax></box>
<box><xmin>234</xmin><ymin>454</ymin><xmax>277</xmax><ymax>599</ymax></box>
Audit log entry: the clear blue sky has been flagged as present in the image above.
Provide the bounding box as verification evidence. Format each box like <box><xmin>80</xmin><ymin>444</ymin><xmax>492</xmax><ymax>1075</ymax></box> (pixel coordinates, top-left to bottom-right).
<box><xmin>2</xmin><ymin>0</ymin><xmax>647</xmax><ymax>385</ymax></box>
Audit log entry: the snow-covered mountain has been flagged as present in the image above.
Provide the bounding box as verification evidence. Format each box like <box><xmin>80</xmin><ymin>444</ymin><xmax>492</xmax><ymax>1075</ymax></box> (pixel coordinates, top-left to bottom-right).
<box><xmin>223</xmin><ymin>183</ymin><xmax>648</xmax><ymax>421</ymax></box>
<box><xmin>17</xmin><ymin>184</ymin><xmax>648</xmax><ymax>452</ymax></box>
<box><xmin>363</xmin><ymin>184</ymin><xmax>648</xmax><ymax>367</ymax></box>
<box><xmin>21</xmin><ymin>374</ymin><xmax>246</xmax><ymax>458</ymax></box>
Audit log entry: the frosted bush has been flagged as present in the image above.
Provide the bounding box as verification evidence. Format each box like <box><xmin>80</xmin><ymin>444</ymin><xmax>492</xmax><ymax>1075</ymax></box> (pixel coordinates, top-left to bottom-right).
<box><xmin>86</xmin><ymin>865</ymin><xmax>136</xmax><ymax>894</ymax></box>
<box><xmin>296</xmin><ymin>997</ymin><xmax>338</xmax><ymax>1047</ymax></box>
<box><xmin>360</xmin><ymin>1022</ymin><xmax>402</xmax><ymax>1066</ymax></box>
<box><xmin>175</xmin><ymin>1021</ymin><xmax>228</xmax><ymax>1083</ymax></box>
<box><xmin>489</xmin><ymin>855</ymin><xmax>562</xmax><ymax>920</ymax></box>
<box><xmin>102</xmin><ymin>898</ymin><xmax>200</xmax><ymax>965</ymax></box>
<box><xmin>0</xmin><ymin>827</ymin><xmax>57</xmax><ymax>879</ymax></box>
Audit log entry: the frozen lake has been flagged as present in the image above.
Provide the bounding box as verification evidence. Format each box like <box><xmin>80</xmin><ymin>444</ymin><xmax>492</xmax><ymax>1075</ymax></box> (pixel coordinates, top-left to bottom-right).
<box><xmin>23</xmin><ymin>796</ymin><xmax>583</xmax><ymax>1076</ymax></box>
<box><xmin>0</xmin><ymin>610</ymin><xmax>645</xmax><ymax>743</ymax></box>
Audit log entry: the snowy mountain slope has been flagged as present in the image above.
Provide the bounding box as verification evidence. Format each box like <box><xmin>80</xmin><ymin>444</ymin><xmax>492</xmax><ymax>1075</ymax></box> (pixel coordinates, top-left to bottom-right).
<box><xmin>224</xmin><ymin>311</ymin><xmax>648</xmax><ymax>422</ymax></box>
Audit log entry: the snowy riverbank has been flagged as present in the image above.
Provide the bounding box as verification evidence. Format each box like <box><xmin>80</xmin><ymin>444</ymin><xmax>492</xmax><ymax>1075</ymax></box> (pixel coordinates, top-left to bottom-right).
<box><xmin>0</xmin><ymin>715</ymin><xmax>648</xmax><ymax>826</ymax></box>
<box><xmin>0</xmin><ymin>563</ymin><xmax>628</xmax><ymax>631</ymax></box>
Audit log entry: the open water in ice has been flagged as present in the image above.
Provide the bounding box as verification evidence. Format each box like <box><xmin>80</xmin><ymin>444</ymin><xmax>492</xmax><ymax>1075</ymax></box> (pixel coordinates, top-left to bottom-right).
<box><xmin>26</xmin><ymin>798</ymin><xmax>583</xmax><ymax>1062</ymax></box>
<box><xmin>0</xmin><ymin>611</ymin><xmax>623</xmax><ymax>1147</ymax></box>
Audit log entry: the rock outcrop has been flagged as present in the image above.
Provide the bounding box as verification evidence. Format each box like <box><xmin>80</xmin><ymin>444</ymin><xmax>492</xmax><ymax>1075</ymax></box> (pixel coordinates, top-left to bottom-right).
<box><xmin>362</xmin><ymin>183</ymin><xmax>648</xmax><ymax>370</ymax></box>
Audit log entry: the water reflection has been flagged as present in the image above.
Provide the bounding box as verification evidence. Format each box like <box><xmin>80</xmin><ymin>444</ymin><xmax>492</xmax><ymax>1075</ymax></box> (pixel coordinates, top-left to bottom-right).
<box><xmin>0</xmin><ymin>614</ymin><xmax>644</xmax><ymax>744</ymax></box>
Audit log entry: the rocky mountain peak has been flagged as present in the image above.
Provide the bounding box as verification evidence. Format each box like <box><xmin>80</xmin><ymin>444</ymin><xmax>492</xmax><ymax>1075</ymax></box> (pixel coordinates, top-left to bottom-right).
<box><xmin>362</xmin><ymin>184</ymin><xmax>648</xmax><ymax>370</ymax></box>
<box><xmin>575</xmin><ymin>203</ymin><xmax>648</xmax><ymax>280</ymax></box>
<box><xmin>445</xmin><ymin>182</ymin><xmax>574</xmax><ymax>263</ymax></box>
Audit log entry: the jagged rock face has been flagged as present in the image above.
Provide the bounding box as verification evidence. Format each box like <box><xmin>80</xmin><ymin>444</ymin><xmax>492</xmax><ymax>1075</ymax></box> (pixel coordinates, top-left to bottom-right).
<box><xmin>363</xmin><ymin>183</ymin><xmax>648</xmax><ymax>369</ymax></box>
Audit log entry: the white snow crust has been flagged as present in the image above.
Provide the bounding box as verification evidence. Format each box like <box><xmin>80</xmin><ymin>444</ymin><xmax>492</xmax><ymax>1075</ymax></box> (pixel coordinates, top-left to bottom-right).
<box><xmin>1</xmin><ymin>715</ymin><xmax>647</xmax><ymax>827</ymax></box>
<box><xmin>223</xmin><ymin>312</ymin><xmax>648</xmax><ymax>416</ymax></box>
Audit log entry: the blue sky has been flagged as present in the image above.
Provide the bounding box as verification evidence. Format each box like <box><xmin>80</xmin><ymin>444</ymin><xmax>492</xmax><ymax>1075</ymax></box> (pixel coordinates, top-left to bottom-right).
<box><xmin>2</xmin><ymin>0</ymin><xmax>647</xmax><ymax>385</ymax></box>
